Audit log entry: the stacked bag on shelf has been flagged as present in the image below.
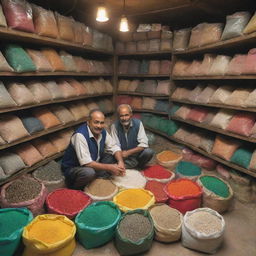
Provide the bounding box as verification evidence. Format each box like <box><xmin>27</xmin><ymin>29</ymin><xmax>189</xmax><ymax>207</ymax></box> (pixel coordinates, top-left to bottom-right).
<box><xmin>0</xmin><ymin>0</ymin><xmax>113</xmax><ymax>51</ymax></box>
<box><xmin>0</xmin><ymin>44</ymin><xmax>113</xmax><ymax>73</ymax></box>
<box><xmin>118</xmin><ymin>59</ymin><xmax>171</xmax><ymax>75</ymax></box>
<box><xmin>116</xmin><ymin>23</ymin><xmax>172</xmax><ymax>53</ymax></box>
<box><xmin>173</xmin><ymin>11</ymin><xmax>256</xmax><ymax>51</ymax></box>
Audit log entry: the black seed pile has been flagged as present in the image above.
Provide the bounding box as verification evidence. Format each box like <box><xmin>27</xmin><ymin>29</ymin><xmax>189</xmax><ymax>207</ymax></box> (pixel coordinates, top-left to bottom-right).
<box><xmin>34</xmin><ymin>161</ymin><xmax>63</xmax><ymax>181</ymax></box>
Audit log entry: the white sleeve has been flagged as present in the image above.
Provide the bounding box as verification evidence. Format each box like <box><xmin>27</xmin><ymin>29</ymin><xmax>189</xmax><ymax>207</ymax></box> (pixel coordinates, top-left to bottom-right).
<box><xmin>71</xmin><ymin>133</ymin><xmax>93</xmax><ymax>165</ymax></box>
<box><xmin>110</xmin><ymin>124</ymin><xmax>121</xmax><ymax>148</ymax></box>
<box><xmin>105</xmin><ymin>131</ymin><xmax>121</xmax><ymax>155</ymax></box>
<box><xmin>137</xmin><ymin>122</ymin><xmax>149</xmax><ymax>148</ymax></box>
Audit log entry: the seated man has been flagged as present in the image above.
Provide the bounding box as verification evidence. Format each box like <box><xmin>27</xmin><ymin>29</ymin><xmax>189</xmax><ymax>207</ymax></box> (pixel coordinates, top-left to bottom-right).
<box><xmin>61</xmin><ymin>109</ymin><xmax>125</xmax><ymax>190</ymax></box>
<box><xmin>111</xmin><ymin>104</ymin><xmax>154</xmax><ymax>169</ymax></box>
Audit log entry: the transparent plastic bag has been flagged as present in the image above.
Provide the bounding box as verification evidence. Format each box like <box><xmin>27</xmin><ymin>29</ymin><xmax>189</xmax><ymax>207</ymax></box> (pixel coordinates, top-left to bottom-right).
<box><xmin>225</xmin><ymin>88</ymin><xmax>253</xmax><ymax>107</ymax></box>
<box><xmin>73</xmin><ymin>22</ymin><xmax>84</xmax><ymax>44</ymax></box>
<box><xmin>200</xmin><ymin>23</ymin><xmax>223</xmax><ymax>46</ymax></box>
<box><xmin>128</xmin><ymin>60</ymin><xmax>140</xmax><ymax>74</ymax></box>
<box><xmin>188</xmin><ymin>84</ymin><xmax>205</xmax><ymax>102</ymax></box>
<box><xmin>156</xmin><ymin>80</ymin><xmax>170</xmax><ymax>95</ymax></box>
<box><xmin>0</xmin><ymin>4</ymin><xmax>7</xmax><ymax>27</ymax></box>
<box><xmin>221</xmin><ymin>12</ymin><xmax>251</xmax><ymax>40</ymax></box>
<box><xmin>125</xmin><ymin>41</ymin><xmax>137</xmax><ymax>53</ymax></box>
<box><xmin>244</xmin><ymin>48</ymin><xmax>256</xmax><ymax>74</ymax></box>
<box><xmin>142</xmin><ymin>97</ymin><xmax>156</xmax><ymax>110</ymax></box>
<box><xmin>26</xmin><ymin>81</ymin><xmax>52</xmax><ymax>103</ymax></box>
<box><xmin>82</xmin><ymin>25</ymin><xmax>93</xmax><ymax>46</ymax></box>
<box><xmin>209</xmin><ymin>85</ymin><xmax>233</xmax><ymax>104</ymax></box>
<box><xmin>171</xmin><ymin>86</ymin><xmax>191</xmax><ymax>100</ymax></box>
<box><xmin>57</xmin><ymin>80</ymin><xmax>77</xmax><ymax>98</ymax></box>
<box><xmin>173</xmin><ymin>28</ymin><xmax>191</xmax><ymax>51</ymax></box>
<box><xmin>244</xmin><ymin>12</ymin><xmax>256</xmax><ymax>34</ymax></box>
<box><xmin>59</xmin><ymin>51</ymin><xmax>77</xmax><ymax>72</ymax></box>
<box><xmin>197</xmin><ymin>54</ymin><xmax>216</xmax><ymax>76</ymax></box>
<box><xmin>42</xmin><ymin>80</ymin><xmax>64</xmax><ymax>99</ymax></box>
<box><xmin>118</xmin><ymin>80</ymin><xmax>130</xmax><ymax>91</ymax></box>
<box><xmin>210</xmin><ymin>109</ymin><xmax>235</xmax><ymax>129</ymax></box>
<box><xmin>149</xmin><ymin>39</ymin><xmax>160</xmax><ymax>51</ymax></box>
<box><xmin>118</xmin><ymin>60</ymin><xmax>130</xmax><ymax>74</ymax></box>
<box><xmin>42</xmin><ymin>48</ymin><xmax>65</xmax><ymax>71</ymax></box>
<box><xmin>137</xmin><ymin>40</ymin><xmax>149</xmax><ymax>52</ymax></box>
<box><xmin>172</xmin><ymin>60</ymin><xmax>191</xmax><ymax>76</ymax></box>
<box><xmin>175</xmin><ymin>105</ymin><xmax>191</xmax><ymax>119</ymax></box>
<box><xmin>186</xmin><ymin>60</ymin><xmax>202</xmax><ymax>76</ymax></box>
<box><xmin>160</xmin><ymin>39</ymin><xmax>172</xmax><ymax>51</ymax></box>
<box><xmin>208</xmin><ymin>55</ymin><xmax>231</xmax><ymax>76</ymax></box>
<box><xmin>226</xmin><ymin>54</ymin><xmax>246</xmax><ymax>75</ymax></box>
<box><xmin>133</xmin><ymin>32</ymin><xmax>147</xmax><ymax>41</ymax></box>
<box><xmin>0</xmin><ymin>51</ymin><xmax>13</xmax><ymax>71</ymax></box>
<box><xmin>55</xmin><ymin>12</ymin><xmax>74</xmax><ymax>41</ymax></box>
<box><xmin>160</xmin><ymin>60</ymin><xmax>171</xmax><ymax>75</ymax></box>
<box><xmin>188</xmin><ymin>24</ymin><xmax>205</xmax><ymax>48</ymax></box>
<box><xmin>186</xmin><ymin>107</ymin><xmax>208</xmax><ymax>123</ymax></box>
<box><xmin>148</xmin><ymin>60</ymin><xmax>160</xmax><ymax>74</ymax></box>
<box><xmin>116</xmin><ymin>41</ymin><xmax>125</xmax><ymax>53</ymax></box>
<box><xmin>0</xmin><ymin>81</ymin><xmax>17</xmax><ymax>108</ymax></box>
<box><xmin>129</xmin><ymin>80</ymin><xmax>139</xmax><ymax>91</ymax></box>
<box><xmin>244</xmin><ymin>88</ymin><xmax>256</xmax><ymax>107</ymax></box>
<box><xmin>73</xmin><ymin>56</ymin><xmax>89</xmax><ymax>72</ymax></box>
<box><xmin>196</xmin><ymin>84</ymin><xmax>218</xmax><ymax>103</ymax></box>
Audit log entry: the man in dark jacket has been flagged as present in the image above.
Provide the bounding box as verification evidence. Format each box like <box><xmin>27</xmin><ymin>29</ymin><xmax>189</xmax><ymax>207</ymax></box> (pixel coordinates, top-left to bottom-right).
<box><xmin>61</xmin><ymin>109</ymin><xmax>125</xmax><ymax>189</ymax></box>
<box><xmin>111</xmin><ymin>104</ymin><xmax>154</xmax><ymax>169</ymax></box>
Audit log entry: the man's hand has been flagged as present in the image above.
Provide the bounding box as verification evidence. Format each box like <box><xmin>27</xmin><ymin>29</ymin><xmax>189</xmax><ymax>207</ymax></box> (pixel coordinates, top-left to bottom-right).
<box><xmin>122</xmin><ymin>150</ymin><xmax>130</xmax><ymax>158</ymax></box>
<box><xmin>108</xmin><ymin>164</ymin><xmax>126</xmax><ymax>176</ymax></box>
<box><xmin>117</xmin><ymin>160</ymin><xmax>125</xmax><ymax>172</ymax></box>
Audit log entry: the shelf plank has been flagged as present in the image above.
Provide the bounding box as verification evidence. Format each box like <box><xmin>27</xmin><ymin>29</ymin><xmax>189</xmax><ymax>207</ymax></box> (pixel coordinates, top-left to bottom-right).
<box><xmin>133</xmin><ymin>109</ymin><xmax>168</xmax><ymax>115</ymax></box>
<box><xmin>172</xmin><ymin>75</ymin><xmax>256</xmax><ymax>80</ymax></box>
<box><xmin>117</xmin><ymin>50</ymin><xmax>172</xmax><ymax>57</ymax></box>
<box><xmin>171</xmin><ymin>116</ymin><xmax>256</xmax><ymax>144</ymax></box>
<box><xmin>118</xmin><ymin>91</ymin><xmax>169</xmax><ymax>99</ymax></box>
<box><xmin>173</xmin><ymin>31</ymin><xmax>256</xmax><ymax>55</ymax></box>
<box><xmin>145</xmin><ymin>126</ymin><xmax>256</xmax><ymax>178</ymax></box>
<box><xmin>118</xmin><ymin>74</ymin><xmax>170</xmax><ymax>78</ymax></box>
<box><xmin>0</xmin><ymin>27</ymin><xmax>113</xmax><ymax>55</ymax></box>
<box><xmin>0</xmin><ymin>93</ymin><xmax>113</xmax><ymax>114</ymax></box>
<box><xmin>0</xmin><ymin>72</ymin><xmax>113</xmax><ymax>77</ymax></box>
<box><xmin>0</xmin><ymin>152</ymin><xmax>65</xmax><ymax>186</ymax></box>
<box><xmin>171</xmin><ymin>98</ymin><xmax>256</xmax><ymax>113</ymax></box>
<box><xmin>0</xmin><ymin>111</ymin><xmax>114</xmax><ymax>151</ymax></box>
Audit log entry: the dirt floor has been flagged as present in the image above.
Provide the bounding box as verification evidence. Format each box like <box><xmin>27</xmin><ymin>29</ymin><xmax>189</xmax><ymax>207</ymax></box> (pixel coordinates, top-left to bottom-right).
<box><xmin>73</xmin><ymin>134</ymin><xmax>256</xmax><ymax>256</ymax></box>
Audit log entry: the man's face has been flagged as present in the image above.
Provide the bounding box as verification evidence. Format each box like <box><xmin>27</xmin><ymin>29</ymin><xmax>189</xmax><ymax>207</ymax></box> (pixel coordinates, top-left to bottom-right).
<box><xmin>88</xmin><ymin>112</ymin><xmax>105</xmax><ymax>136</ymax></box>
<box><xmin>119</xmin><ymin>107</ymin><xmax>132</xmax><ymax>127</ymax></box>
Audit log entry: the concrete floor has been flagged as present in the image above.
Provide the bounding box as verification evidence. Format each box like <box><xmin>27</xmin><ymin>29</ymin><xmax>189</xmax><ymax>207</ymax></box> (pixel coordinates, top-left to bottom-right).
<box><xmin>73</xmin><ymin>135</ymin><xmax>256</xmax><ymax>256</ymax></box>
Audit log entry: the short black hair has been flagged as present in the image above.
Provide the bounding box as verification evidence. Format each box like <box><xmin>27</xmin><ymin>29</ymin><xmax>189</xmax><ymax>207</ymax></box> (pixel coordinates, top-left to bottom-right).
<box><xmin>88</xmin><ymin>109</ymin><xmax>104</xmax><ymax>119</ymax></box>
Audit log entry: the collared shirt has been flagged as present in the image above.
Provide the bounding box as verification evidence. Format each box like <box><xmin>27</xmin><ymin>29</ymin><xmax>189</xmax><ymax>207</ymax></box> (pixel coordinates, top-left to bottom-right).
<box><xmin>71</xmin><ymin>126</ymin><xmax>121</xmax><ymax>166</ymax></box>
<box><xmin>110</xmin><ymin>120</ymin><xmax>148</xmax><ymax>149</ymax></box>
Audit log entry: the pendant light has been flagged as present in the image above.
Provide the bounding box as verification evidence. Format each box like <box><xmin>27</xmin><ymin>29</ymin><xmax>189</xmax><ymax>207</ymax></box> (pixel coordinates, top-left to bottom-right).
<box><xmin>119</xmin><ymin>0</ymin><xmax>129</xmax><ymax>32</ymax></box>
<box><xmin>96</xmin><ymin>3</ymin><xmax>109</xmax><ymax>22</ymax></box>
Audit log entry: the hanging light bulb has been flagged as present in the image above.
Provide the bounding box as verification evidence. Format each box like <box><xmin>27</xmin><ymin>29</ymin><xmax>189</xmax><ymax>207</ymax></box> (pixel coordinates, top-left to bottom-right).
<box><xmin>96</xmin><ymin>4</ymin><xmax>109</xmax><ymax>22</ymax></box>
<box><xmin>119</xmin><ymin>0</ymin><xmax>129</xmax><ymax>32</ymax></box>
<box><xmin>119</xmin><ymin>15</ymin><xmax>129</xmax><ymax>32</ymax></box>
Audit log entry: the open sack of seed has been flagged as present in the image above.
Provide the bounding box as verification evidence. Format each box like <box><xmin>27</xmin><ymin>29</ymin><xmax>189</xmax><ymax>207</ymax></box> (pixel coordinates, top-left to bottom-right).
<box><xmin>182</xmin><ymin>208</ymin><xmax>225</xmax><ymax>254</ymax></box>
<box><xmin>156</xmin><ymin>150</ymin><xmax>182</xmax><ymax>170</ymax></box>
<box><xmin>197</xmin><ymin>175</ymin><xmax>233</xmax><ymax>213</ymax></box>
<box><xmin>149</xmin><ymin>204</ymin><xmax>183</xmax><ymax>243</ymax></box>
<box><xmin>0</xmin><ymin>176</ymin><xmax>47</xmax><ymax>216</ymax></box>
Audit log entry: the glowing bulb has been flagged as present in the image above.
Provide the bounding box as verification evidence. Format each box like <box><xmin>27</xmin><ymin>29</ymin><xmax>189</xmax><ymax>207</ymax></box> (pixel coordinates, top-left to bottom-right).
<box><xmin>96</xmin><ymin>6</ymin><xmax>109</xmax><ymax>22</ymax></box>
<box><xmin>119</xmin><ymin>15</ymin><xmax>129</xmax><ymax>32</ymax></box>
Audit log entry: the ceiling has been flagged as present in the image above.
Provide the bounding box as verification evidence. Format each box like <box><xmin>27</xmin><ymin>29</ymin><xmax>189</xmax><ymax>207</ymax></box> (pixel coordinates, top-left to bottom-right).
<box><xmin>32</xmin><ymin>0</ymin><xmax>256</xmax><ymax>38</ymax></box>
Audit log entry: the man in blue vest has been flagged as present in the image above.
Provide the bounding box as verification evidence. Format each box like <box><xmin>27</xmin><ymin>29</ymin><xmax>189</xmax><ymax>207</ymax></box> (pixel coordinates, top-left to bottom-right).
<box><xmin>61</xmin><ymin>109</ymin><xmax>125</xmax><ymax>190</ymax></box>
<box><xmin>111</xmin><ymin>104</ymin><xmax>154</xmax><ymax>169</ymax></box>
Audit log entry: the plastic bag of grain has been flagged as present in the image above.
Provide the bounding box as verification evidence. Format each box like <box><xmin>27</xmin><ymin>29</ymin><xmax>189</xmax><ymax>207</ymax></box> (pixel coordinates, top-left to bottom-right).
<box><xmin>202</xmin><ymin>109</ymin><xmax>218</xmax><ymax>124</ymax></box>
<box><xmin>1</xmin><ymin>176</ymin><xmax>47</xmax><ymax>216</ymax></box>
<box><xmin>50</xmin><ymin>105</ymin><xmax>75</xmax><ymax>124</ymax></box>
<box><xmin>149</xmin><ymin>204</ymin><xmax>183</xmax><ymax>242</ymax></box>
<box><xmin>160</xmin><ymin>38</ymin><xmax>172</xmax><ymax>51</ymax></box>
<box><xmin>137</xmin><ymin>40</ymin><xmax>149</xmax><ymax>52</ymax></box>
<box><xmin>48</xmin><ymin>134</ymin><xmax>69</xmax><ymax>152</ymax></box>
<box><xmin>142</xmin><ymin>97</ymin><xmax>156</xmax><ymax>110</ymax></box>
<box><xmin>171</xmin><ymin>86</ymin><xmax>191</xmax><ymax>100</ymax></box>
<box><xmin>118</xmin><ymin>59</ymin><xmax>130</xmax><ymax>74</ymax></box>
<box><xmin>160</xmin><ymin>60</ymin><xmax>171</xmax><ymax>74</ymax></box>
<box><xmin>32</xmin><ymin>4</ymin><xmax>58</xmax><ymax>38</ymax></box>
<box><xmin>0</xmin><ymin>81</ymin><xmax>17</xmax><ymax>108</ymax></box>
<box><xmin>249</xmin><ymin>149</ymin><xmax>256</xmax><ymax>171</ymax></box>
<box><xmin>199</xmin><ymin>134</ymin><xmax>215</xmax><ymax>153</ymax></box>
<box><xmin>175</xmin><ymin>105</ymin><xmax>191</xmax><ymax>119</ymax></box>
<box><xmin>243</xmin><ymin>12</ymin><xmax>256</xmax><ymax>34</ymax></box>
<box><xmin>26</xmin><ymin>81</ymin><xmax>52</xmax><ymax>103</ymax></box>
<box><xmin>125</xmin><ymin>41</ymin><xmax>137</xmax><ymax>53</ymax></box>
<box><xmin>32</xmin><ymin>138</ymin><xmax>59</xmax><ymax>158</ymax></box>
<box><xmin>0</xmin><ymin>135</ymin><xmax>5</xmax><ymax>145</ymax></box>
<box><xmin>244</xmin><ymin>88</ymin><xmax>256</xmax><ymax>107</ymax></box>
<box><xmin>210</xmin><ymin>109</ymin><xmax>234</xmax><ymax>129</ymax></box>
<box><xmin>173</xmin><ymin>126</ymin><xmax>191</xmax><ymax>141</ymax></box>
<box><xmin>4</xmin><ymin>44</ymin><xmax>36</xmax><ymax>72</ymax></box>
<box><xmin>139</xmin><ymin>59</ymin><xmax>149</xmax><ymax>73</ymax></box>
<box><xmin>156</xmin><ymin>80</ymin><xmax>170</xmax><ymax>95</ymax></box>
<box><xmin>221</xmin><ymin>11</ymin><xmax>251</xmax><ymax>40</ymax></box>
<box><xmin>148</xmin><ymin>39</ymin><xmax>160</xmax><ymax>51</ymax></box>
<box><xmin>118</xmin><ymin>80</ymin><xmax>130</xmax><ymax>91</ymax></box>
<box><xmin>148</xmin><ymin>60</ymin><xmax>160</xmax><ymax>74</ymax></box>
<box><xmin>66</xmin><ymin>78</ymin><xmax>87</xmax><ymax>95</ymax></box>
<box><xmin>226</xmin><ymin>112</ymin><xmax>255</xmax><ymax>136</ymax></box>
<box><xmin>73</xmin><ymin>56</ymin><xmax>89</xmax><ymax>72</ymax></box>
<box><xmin>131</xmin><ymin>96</ymin><xmax>143</xmax><ymax>109</ymax></box>
<box><xmin>55</xmin><ymin>12</ymin><xmax>74</xmax><ymax>41</ymax></box>
<box><xmin>133</xmin><ymin>31</ymin><xmax>147</xmax><ymax>41</ymax></box>
<box><xmin>182</xmin><ymin>208</ymin><xmax>225</xmax><ymax>254</ymax></box>
<box><xmin>216</xmin><ymin>164</ymin><xmax>231</xmax><ymax>180</ymax></box>
<box><xmin>115</xmin><ymin>209</ymin><xmax>154</xmax><ymax>256</ymax></box>
<box><xmin>225</xmin><ymin>88</ymin><xmax>253</xmax><ymax>107</ymax></box>
<box><xmin>173</xmin><ymin>28</ymin><xmax>191</xmax><ymax>51</ymax></box>
<box><xmin>209</xmin><ymin>85</ymin><xmax>233</xmax><ymax>104</ymax></box>
<box><xmin>198</xmin><ymin>175</ymin><xmax>233</xmax><ymax>213</ymax></box>
<box><xmin>186</xmin><ymin>107</ymin><xmax>208</xmax><ymax>123</ymax></box>
<box><xmin>128</xmin><ymin>60</ymin><xmax>140</xmax><ymax>74</ymax></box>
<box><xmin>60</xmin><ymin>51</ymin><xmax>77</xmax><ymax>72</ymax></box>
<box><xmin>76</xmin><ymin>201</ymin><xmax>121</xmax><ymax>249</ymax></box>
<box><xmin>187</xmin><ymin>60</ymin><xmax>202</xmax><ymax>76</ymax></box>
<box><xmin>190</xmin><ymin>153</ymin><xmax>217</xmax><ymax>170</ymax></box>
<box><xmin>41</xmin><ymin>48</ymin><xmax>65</xmax><ymax>71</ymax></box>
<box><xmin>243</xmin><ymin>48</ymin><xmax>256</xmax><ymax>74</ymax></box>
<box><xmin>32</xmin><ymin>107</ymin><xmax>61</xmax><ymax>129</ymax></box>
<box><xmin>116</xmin><ymin>41</ymin><xmax>125</xmax><ymax>53</ymax></box>
<box><xmin>57</xmin><ymin>80</ymin><xmax>77</xmax><ymax>98</ymax></box>
<box><xmin>0</xmin><ymin>114</ymin><xmax>29</xmax><ymax>142</ymax></box>
<box><xmin>128</xmin><ymin>79</ymin><xmax>139</xmax><ymax>91</ymax></box>
<box><xmin>155</xmin><ymin>100</ymin><xmax>169</xmax><ymax>113</ymax></box>
<box><xmin>197</xmin><ymin>54</ymin><xmax>216</xmax><ymax>76</ymax></box>
<box><xmin>0</xmin><ymin>4</ymin><xmax>7</xmax><ymax>26</ymax></box>
<box><xmin>73</xmin><ymin>21</ymin><xmax>84</xmax><ymax>44</ymax></box>
<box><xmin>189</xmin><ymin>23</ymin><xmax>205</xmax><ymax>48</ymax></box>
<box><xmin>200</xmin><ymin>23</ymin><xmax>223</xmax><ymax>46</ymax></box>
<box><xmin>20</xmin><ymin>115</ymin><xmax>44</xmax><ymax>134</ymax></box>
<box><xmin>0</xmin><ymin>51</ymin><xmax>13</xmax><ymax>71</ymax></box>
<box><xmin>184</xmin><ymin>132</ymin><xmax>203</xmax><ymax>148</ymax></box>
<box><xmin>172</xmin><ymin>60</ymin><xmax>191</xmax><ymax>76</ymax></box>
<box><xmin>230</xmin><ymin>147</ymin><xmax>253</xmax><ymax>168</ymax></box>
<box><xmin>226</xmin><ymin>54</ymin><xmax>246</xmax><ymax>75</ymax></box>
<box><xmin>208</xmin><ymin>55</ymin><xmax>231</xmax><ymax>75</ymax></box>
<box><xmin>22</xmin><ymin>214</ymin><xmax>76</xmax><ymax>255</ymax></box>
<box><xmin>143</xmin><ymin>165</ymin><xmax>175</xmax><ymax>183</ymax></box>
<box><xmin>212</xmin><ymin>136</ymin><xmax>241</xmax><ymax>160</ymax></box>
<box><xmin>82</xmin><ymin>25</ymin><xmax>93</xmax><ymax>46</ymax></box>
<box><xmin>42</xmin><ymin>80</ymin><xmax>64</xmax><ymax>99</ymax></box>
<box><xmin>2</xmin><ymin>0</ymin><xmax>34</xmax><ymax>32</ymax></box>
<box><xmin>84</xmin><ymin>178</ymin><xmax>118</xmax><ymax>201</ymax></box>
<box><xmin>196</xmin><ymin>84</ymin><xmax>218</xmax><ymax>103</ymax></box>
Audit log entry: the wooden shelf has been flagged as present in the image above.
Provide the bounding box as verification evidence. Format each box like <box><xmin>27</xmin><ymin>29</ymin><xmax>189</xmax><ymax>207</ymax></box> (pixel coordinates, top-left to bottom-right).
<box><xmin>145</xmin><ymin>126</ymin><xmax>256</xmax><ymax>178</ymax></box>
<box><xmin>171</xmin><ymin>98</ymin><xmax>256</xmax><ymax>113</ymax></box>
<box><xmin>117</xmin><ymin>50</ymin><xmax>172</xmax><ymax>57</ymax></box>
<box><xmin>0</xmin><ymin>27</ymin><xmax>113</xmax><ymax>55</ymax></box>
<box><xmin>133</xmin><ymin>109</ymin><xmax>168</xmax><ymax>115</ymax></box>
<box><xmin>0</xmin><ymin>93</ymin><xmax>113</xmax><ymax>114</ymax></box>
<box><xmin>0</xmin><ymin>151</ymin><xmax>65</xmax><ymax>185</ymax></box>
<box><xmin>118</xmin><ymin>74</ymin><xmax>170</xmax><ymax>78</ymax></box>
<box><xmin>173</xmin><ymin>31</ymin><xmax>256</xmax><ymax>55</ymax></box>
<box><xmin>118</xmin><ymin>91</ymin><xmax>169</xmax><ymax>99</ymax></box>
<box><xmin>172</xmin><ymin>75</ymin><xmax>256</xmax><ymax>80</ymax></box>
<box><xmin>0</xmin><ymin>72</ymin><xmax>113</xmax><ymax>77</ymax></box>
<box><xmin>0</xmin><ymin>111</ymin><xmax>114</xmax><ymax>151</ymax></box>
<box><xmin>171</xmin><ymin>116</ymin><xmax>256</xmax><ymax>144</ymax></box>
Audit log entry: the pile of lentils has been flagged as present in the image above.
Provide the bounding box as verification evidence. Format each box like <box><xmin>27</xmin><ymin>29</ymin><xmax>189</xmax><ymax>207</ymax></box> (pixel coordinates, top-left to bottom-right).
<box><xmin>34</xmin><ymin>161</ymin><xmax>63</xmax><ymax>181</ymax></box>
<box><xmin>118</xmin><ymin>213</ymin><xmax>152</xmax><ymax>242</ymax></box>
<box><xmin>5</xmin><ymin>177</ymin><xmax>41</xmax><ymax>203</ymax></box>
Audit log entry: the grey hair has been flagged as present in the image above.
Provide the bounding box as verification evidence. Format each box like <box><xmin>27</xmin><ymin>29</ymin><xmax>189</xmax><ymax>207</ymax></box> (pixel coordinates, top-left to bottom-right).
<box><xmin>88</xmin><ymin>109</ymin><xmax>104</xmax><ymax>119</ymax></box>
<box><xmin>117</xmin><ymin>104</ymin><xmax>133</xmax><ymax>113</ymax></box>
